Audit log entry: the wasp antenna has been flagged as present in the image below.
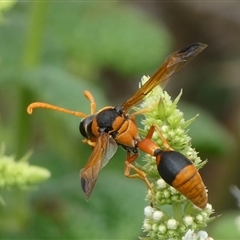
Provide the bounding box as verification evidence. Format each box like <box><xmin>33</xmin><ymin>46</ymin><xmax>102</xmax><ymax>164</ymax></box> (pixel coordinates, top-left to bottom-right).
<box><xmin>84</xmin><ymin>90</ymin><xmax>96</xmax><ymax>114</ymax></box>
<box><xmin>27</xmin><ymin>102</ymin><xmax>88</xmax><ymax>118</ymax></box>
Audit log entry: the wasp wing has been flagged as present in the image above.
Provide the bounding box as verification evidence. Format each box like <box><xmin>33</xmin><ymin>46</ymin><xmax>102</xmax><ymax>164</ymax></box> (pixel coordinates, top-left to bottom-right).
<box><xmin>80</xmin><ymin>133</ymin><xmax>117</xmax><ymax>199</ymax></box>
<box><xmin>121</xmin><ymin>43</ymin><xmax>207</xmax><ymax>112</ymax></box>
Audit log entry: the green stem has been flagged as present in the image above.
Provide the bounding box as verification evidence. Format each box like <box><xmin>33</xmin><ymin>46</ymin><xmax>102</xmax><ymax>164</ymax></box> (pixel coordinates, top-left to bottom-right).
<box><xmin>172</xmin><ymin>203</ymin><xmax>182</xmax><ymax>222</ymax></box>
<box><xmin>23</xmin><ymin>2</ymin><xmax>49</xmax><ymax>68</ymax></box>
<box><xmin>16</xmin><ymin>2</ymin><xmax>49</xmax><ymax>158</ymax></box>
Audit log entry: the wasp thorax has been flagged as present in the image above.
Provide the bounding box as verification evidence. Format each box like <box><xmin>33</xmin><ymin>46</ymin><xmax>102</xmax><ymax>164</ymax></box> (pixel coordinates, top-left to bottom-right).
<box><xmin>96</xmin><ymin>107</ymin><xmax>122</xmax><ymax>130</ymax></box>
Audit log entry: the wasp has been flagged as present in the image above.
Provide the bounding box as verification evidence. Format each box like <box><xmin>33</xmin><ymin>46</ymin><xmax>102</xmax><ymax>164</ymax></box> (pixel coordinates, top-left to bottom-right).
<box><xmin>27</xmin><ymin>43</ymin><xmax>208</xmax><ymax>209</ymax></box>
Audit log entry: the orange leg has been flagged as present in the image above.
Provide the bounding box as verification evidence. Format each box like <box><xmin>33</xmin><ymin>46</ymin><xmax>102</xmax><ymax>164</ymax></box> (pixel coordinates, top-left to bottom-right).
<box><xmin>82</xmin><ymin>138</ymin><xmax>97</xmax><ymax>147</ymax></box>
<box><xmin>146</xmin><ymin>124</ymin><xmax>173</xmax><ymax>151</ymax></box>
<box><xmin>130</xmin><ymin>102</ymin><xmax>158</xmax><ymax>119</ymax></box>
<box><xmin>138</xmin><ymin>124</ymin><xmax>174</xmax><ymax>167</ymax></box>
<box><xmin>124</xmin><ymin>152</ymin><xmax>154</xmax><ymax>200</ymax></box>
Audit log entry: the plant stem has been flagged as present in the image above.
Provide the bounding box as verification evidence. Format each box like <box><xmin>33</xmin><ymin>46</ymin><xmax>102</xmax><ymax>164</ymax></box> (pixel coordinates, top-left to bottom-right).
<box><xmin>23</xmin><ymin>2</ymin><xmax>49</xmax><ymax>68</ymax></box>
<box><xmin>16</xmin><ymin>2</ymin><xmax>49</xmax><ymax>158</ymax></box>
<box><xmin>172</xmin><ymin>203</ymin><xmax>182</xmax><ymax>222</ymax></box>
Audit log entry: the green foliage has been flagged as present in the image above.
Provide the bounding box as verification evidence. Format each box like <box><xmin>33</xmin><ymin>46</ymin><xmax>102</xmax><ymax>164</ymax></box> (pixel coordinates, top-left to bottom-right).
<box><xmin>46</xmin><ymin>2</ymin><xmax>171</xmax><ymax>75</ymax></box>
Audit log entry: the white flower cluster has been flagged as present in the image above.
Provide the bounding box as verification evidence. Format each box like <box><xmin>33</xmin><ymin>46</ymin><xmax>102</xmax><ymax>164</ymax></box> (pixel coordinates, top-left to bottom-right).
<box><xmin>182</xmin><ymin>229</ymin><xmax>214</xmax><ymax>240</ymax></box>
<box><xmin>143</xmin><ymin>204</ymin><xmax>213</xmax><ymax>239</ymax></box>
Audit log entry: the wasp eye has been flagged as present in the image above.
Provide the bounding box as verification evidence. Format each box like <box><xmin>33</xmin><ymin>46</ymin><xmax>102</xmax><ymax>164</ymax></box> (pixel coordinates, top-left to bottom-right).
<box><xmin>79</xmin><ymin>119</ymin><xmax>88</xmax><ymax>138</ymax></box>
<box><xmin>79</xmin><ymin>115</ymin><xmax>95</xmax><ymax>138</ymax></box>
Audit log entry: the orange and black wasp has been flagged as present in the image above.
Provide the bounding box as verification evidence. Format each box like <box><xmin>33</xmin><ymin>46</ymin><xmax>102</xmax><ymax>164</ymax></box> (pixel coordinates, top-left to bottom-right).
<box><xmin>27</xmin><ymin>43</ymin><xmax>208</xmax><ymax>209</ymax></box>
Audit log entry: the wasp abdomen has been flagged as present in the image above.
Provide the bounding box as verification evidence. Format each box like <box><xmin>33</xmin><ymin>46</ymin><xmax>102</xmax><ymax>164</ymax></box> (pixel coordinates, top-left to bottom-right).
<box><xmin>157</xmin><ymin>151</ymin><xmax>207</xmax><ymax>209</ymax></box>
<box><xmin>172</xmin><ymin>164</ymin><xmax>208</xmax><ymax>209</ymax></box>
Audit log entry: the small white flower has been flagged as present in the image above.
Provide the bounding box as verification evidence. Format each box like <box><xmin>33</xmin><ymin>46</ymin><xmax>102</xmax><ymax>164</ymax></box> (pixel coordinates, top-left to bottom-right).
<box><xmin>152</xmin><ymin>223</ymin><xmax>159</xmax><ymax>232</ymax></box>
<box><xmin>140</xmin><ymin>75</ymin><xmax>149</xmax><ymax>85</ymax></box>
<box><xmin>157</xmin><ymin>178</ymin><xmax>167</xmax><ymax>189</ymax></box>
<box><xmin>169</xmin><ymin>186</ymin><xmax>178</xmax><ymax>194</ymax></box>
<box><xmin>158</xmin><ymin>224</ymin><xmax>167</xmax><ymax>233</ymax></box>
<box><xmin>152</xmin><ymin>210</ymin><xmax>164</xmax><ymax>221</ymax></box>
<box><xmin>205</xmin><ymin>203</ymin><xmax>212</xmax><ymax>214</ymax></box>
<box><xmin>184</xmin><ymin>216</ymin><xmax>194</xmax><ymax>226</ymax></box>
<box><xmin>171</xmin><ymin>195</ymin><xmax>180</xmax><ymax>202</ymax></box>
<box><xmin>196</xmin><ymin>214</ymin><xmax>203</xmax><ymax>223</ymax></box>
<box><xmin>143</xmin><ymin>222</ymin><xmax>152</xmax><ymax>231</ymax></box>
<box><xmin>167</xmin><ymin>219</ymin><xmax>178</xmax><ymax>229</ymax></box>
<box><xmin>161</xmin><ymin>125</ymin><xmax>169</xmax><ymax>133</ymax></box>
<box><xmin>163</xmin><ymin>189</ymin><xmax>171</xmax><ymax>198</ymax></box>
<box><xmin>200</xmin><ymin>211</ymin><xmax>208</xmax><ymax>220</ymax></box>
<box><xmin>144</xmin><ymin>206</ymin><xmax>154</xmax><ymax>218</ymax></box>
<box><xmin>197</xmin><ymin>230</ymin><xmax>208</xmax><ymax>240</ymax></box>
<box><xmin>182</xmin><ymin>229</ymin><xmax>196</xmax><ymax>240</ymax></box>
<box><xmin>156</xmin><ymin>191</ymin><xmax>162</xmax><ymax>199</ymax></box>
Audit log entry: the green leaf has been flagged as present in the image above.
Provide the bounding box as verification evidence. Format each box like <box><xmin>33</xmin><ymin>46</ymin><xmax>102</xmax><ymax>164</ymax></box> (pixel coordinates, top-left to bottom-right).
<box><xmin>209</xmin><ymin>211</ymin><xmax>240</xmax><ymax>239</ymax></box>
<box><xmin>47</xmin><ymin>2</ymin><xmax>171</xmax><ymax>75</ymax></box>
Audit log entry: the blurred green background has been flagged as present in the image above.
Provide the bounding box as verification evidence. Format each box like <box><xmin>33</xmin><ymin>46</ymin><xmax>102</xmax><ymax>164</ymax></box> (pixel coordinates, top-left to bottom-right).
<box><xmin>1</xmin><ymin>1</ymin><xmax>240</xmax><ymax>239</ymax></box>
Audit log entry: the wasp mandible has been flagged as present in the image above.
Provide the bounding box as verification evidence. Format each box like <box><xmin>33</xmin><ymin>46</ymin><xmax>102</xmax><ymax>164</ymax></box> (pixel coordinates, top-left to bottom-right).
<box><xmin>27</xmin><ymin>43</ymin><xmax>208</xmax><ymax>209</ymax></box>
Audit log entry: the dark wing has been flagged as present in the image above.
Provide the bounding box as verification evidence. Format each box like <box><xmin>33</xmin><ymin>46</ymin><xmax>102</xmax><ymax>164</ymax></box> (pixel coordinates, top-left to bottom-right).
<box><xmin>121</xmin><ymin>43</ymin><xmax>207</xmax><ymax>112</ymax></box>
<box><xmin>80</xmin><ymin>133</ymin><xmax>117</xmax><ymax>199</ymax></box>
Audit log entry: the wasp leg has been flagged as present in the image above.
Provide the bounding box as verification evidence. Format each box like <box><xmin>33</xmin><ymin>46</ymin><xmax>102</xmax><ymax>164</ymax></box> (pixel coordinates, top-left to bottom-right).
<box><xmin>124</xmin><ymin>152</ymin><xmax>154</xmax><ymax>202</ymax></box>
<box><xmin>143</xmin><ymin>124</ymin><xmax>173</xmax><ymax>151</ymax></box>
<box><xmin>84</xmin><ymin>90</ymin><xmax>96</xmax><ymax>114</ymax></box>
<box><xmin>151</xmin><ymin>124</ymin><xmax>174</xmax><ymax>151</ymax></box>
<box><xmin>82</xmin><ymin>139</ymin><xmax>96</xmax><ymax>147</ymax></box>
<box><xmin>130</xmin><ymin>102</ymin><xmax>158</xmax><ymax>118</ymax></box>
